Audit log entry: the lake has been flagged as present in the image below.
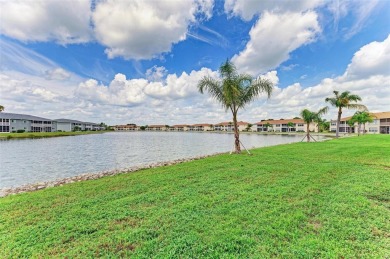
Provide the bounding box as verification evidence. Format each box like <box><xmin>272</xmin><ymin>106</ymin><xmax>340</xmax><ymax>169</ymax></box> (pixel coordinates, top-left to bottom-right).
<box><xmin>0</xmin><ymin>132</ymin><xmax>326</xmax><ymax>189</ymax></box>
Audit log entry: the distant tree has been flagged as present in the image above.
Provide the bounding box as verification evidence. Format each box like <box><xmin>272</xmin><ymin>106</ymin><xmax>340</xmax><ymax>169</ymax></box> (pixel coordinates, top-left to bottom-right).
<box><xmin>287</xmin><ymin>122</ymin><xmax>294</xmax><ymax>132</ymax></box>
<box><xmin>0</xmin><ymin>105</ymin><xmax>4</xmax><ymax>112</ymax></box>
<box><xmin>264</xmin><ymin>122</ymin><xmax>272</xmax><ymax>132</ymax></box>
<box><xmin>245</xmin><ymin>123</ymin><xmax>253</xmax><ymax>131</ymax></box>
<box><xmin>197</xmin><ymin>60</ymin><xmax>273</xmax><ymax>153</ymax></box>
<box><xmin>325</xmin><ymin>91</ymin><xmax>366</xmax><ymax>138</ymax></box>
<box><xmin>140</xmin><ymin>126</ymin><xmax>146</xmax><ymax>131</ymax></box>
<box><xmin>352</xmin><ymin>111</ymin><xmax>373</xmax><ymax>136</ymax></box>
<box><xmin>320</xmin><ymin>119</ymin><xmax>330</xmax><ymax>132</ymax></box>
<box><xmin>346</xmin><ymin>119</ymin><xmax>355</xmax><ymax>134</ymax></box>
<box><xmin>99</xmin><ymin>122</ymin><xmax>108</xmax><ymax>130</ymax></box>
<box><xmin>293</xmin><ymin>117</ymin><xmax>300</xmax><ymax>119</ymax></box>
<box><xmin>300</xmin><ymin>107</ymin><xmax>328</xmax><ymax>142</ymax></box>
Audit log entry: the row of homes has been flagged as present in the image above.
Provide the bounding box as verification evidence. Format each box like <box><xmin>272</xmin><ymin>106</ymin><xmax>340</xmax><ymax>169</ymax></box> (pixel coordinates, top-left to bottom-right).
<box><xmin>0</xmin><ymin>113</ymin><xmax>105</xmax><ymax>133</ymax></box>
<box><xmin>113</xmin><ymin>119</ymin><xmax>316</xmax><ymax>133</ymax></box>
<box><xmin>113</xmin><ymin>111</ymin><xmax>390</xmax><ymax>134</ymax></box>
<box><xmin>329</xmin><ymin>111</ymin><xmax>390</xmax><ymax>134</ymax></box>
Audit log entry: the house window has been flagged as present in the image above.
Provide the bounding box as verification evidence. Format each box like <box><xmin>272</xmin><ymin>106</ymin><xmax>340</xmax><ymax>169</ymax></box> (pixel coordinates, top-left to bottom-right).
<box><xmin>297</xmin><ymin>124</ymin><xmax>304</xmax><ymax>127</ymax></box>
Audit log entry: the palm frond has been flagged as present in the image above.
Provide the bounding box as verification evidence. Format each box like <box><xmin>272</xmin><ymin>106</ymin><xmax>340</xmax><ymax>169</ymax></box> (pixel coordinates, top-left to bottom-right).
<box><xmin>346</xmin><ymin>103</ymin><xmax>367</xmax><ymax>111</ymax></box>
<box><xmin>346</xmin><ymin>94</ymin><xmax>362</xmax><ymax>102</ymax></box>
<box><xmin>325</xmin><ymin>97</ymin><xmax>337</xmax><ymax>106</ymax></box>
<box><xmin>197</xmin><ymin>77</ymin><xmax>225</xmax><ymax>107</ymax></box>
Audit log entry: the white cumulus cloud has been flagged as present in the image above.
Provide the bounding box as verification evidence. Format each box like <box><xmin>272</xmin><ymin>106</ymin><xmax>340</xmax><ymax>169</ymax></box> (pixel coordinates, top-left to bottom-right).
<box><xmin>92</xmin><ymin>0</ymin><xmax>214</xmax><ymax>60</ymax></box>
<box><xmin>224</xmin><ymin>0</ymin><xmax>323</xmax><ymax>21</ymax></box>
<box><xmin>0</xmin><ymin>0</ymin><xmax>92</xmax><ymax>44</ymax></box>
<box><xmin>232</xmin><ymin>11</ymin><xmax>321</xmax><ymax>75</ymax></box>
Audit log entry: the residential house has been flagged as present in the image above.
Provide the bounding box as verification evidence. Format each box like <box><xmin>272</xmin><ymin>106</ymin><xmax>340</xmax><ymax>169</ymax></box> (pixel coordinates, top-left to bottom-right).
<box><xmin>113</xmin><ymin>124</ymin><xmax>138</xmax><ymax>131</ymax></box>
<box><xmin>214</xmin><ymin>121</ymin><xmax>251</xmax><ymax>132</ymax></box>
<box><xmin>146</xmin><ymin>125</ymin><xmax>169</xmax><ymax>131</ymax></box>
<box><xmin>189</xmin><ymin>124</ymin><xmax>213</xmax><ymax>131</ymax></box>
<box><xmin>0</xmin><ymin>113</ymin><xmax>54</xmax><ymax>133</ymax></box>
<box><xmin>330</xmin><ymin>111</ymin><xmax>390</xmax><ymax>134</ymax></box>
<box><xmin>255</xmin><ymin>119</ymin><xmax>316</xmax><ymax>132</ymax></box>
<box><xmin>171</xmin><ymin>124</ymin><xmax>190</xmax><ymax>131</ymax></box>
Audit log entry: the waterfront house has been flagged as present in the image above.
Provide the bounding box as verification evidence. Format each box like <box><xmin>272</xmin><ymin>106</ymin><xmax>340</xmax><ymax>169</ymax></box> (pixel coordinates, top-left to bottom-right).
<box><xmin>0</xmin><ymin>113</ymin><xmax>54</xmax><ymax>133</ymax></box>
<box><xmin>171</xmin><ymin>124</ymin><xmax>190</xmax><ymax>131</ymax></box>
<box><xmin>113</xmin><ymin>124</ymin><xmax>138</xmax><ymax>131</ymax></box>
<box><xmin>255</xmin><ymin>119</ymin><xmax>316</xmax><ymax>133</ymax></box>
<box><xmin>330</xmin><ymin>111</ymin><xmax>390</xmax><ymax>134</ymax></box>
<box><xmin>214</xmin><ymin>121</ymin><xmax>251</xmax><ymax>132</ymax></box>
<box><xmin>0</xmin><ymin>113</ymin><xmax>104</xmax><ymax>133</ymax></box>
<box><xmin>189</xmin><ymin>124</ymin><xmax>214</xmax><ymax>131</ymax></box>
<box><xmin>146</xmin><ymin>125</ymin><xmax>169</xmax><ymax>131</ymax></box>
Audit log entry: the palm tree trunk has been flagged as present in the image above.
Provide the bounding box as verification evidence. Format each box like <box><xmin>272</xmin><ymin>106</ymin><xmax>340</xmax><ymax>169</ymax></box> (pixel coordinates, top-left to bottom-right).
<box><xmin>358</xmin><ymin>124</ymin><xmax>361</xmax><ymax>136</ymax></box>
<box><xmin>233</xmin><ymin>112</ymin><xmax>241</xmax><ymax>153</ymax></box>
<box><xmin>306</xmin><ymin>124</ymin><xmax>310</xmax><ymax>142</ymax></box>
<box><xmin>363</xmin><ymin>123</ymin><xmax>366</xmax><ymax>134</ymax></box>
<box><xmin>336</xmin><ymin>107</ymin><xmax>342</xmax><ymax>138</ymax></box>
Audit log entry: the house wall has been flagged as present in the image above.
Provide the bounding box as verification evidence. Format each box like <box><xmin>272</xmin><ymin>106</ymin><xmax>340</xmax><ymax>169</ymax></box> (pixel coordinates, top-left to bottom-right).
<box><xmin>57</xmin><ymin>122</ymin><xmax>72</xmax><ymax>132</ymax></box>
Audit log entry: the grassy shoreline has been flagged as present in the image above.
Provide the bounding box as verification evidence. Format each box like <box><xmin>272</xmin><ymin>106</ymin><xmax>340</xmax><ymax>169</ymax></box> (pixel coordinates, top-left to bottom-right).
<box><xmin>0</xmin><ymin>135</ymin><xmax>389</xmax><ymax>257</ymax></box>
<box><xmin>0</xmin><ymin>130</ymin><xmax>107</xmax><ymax>139</ymax></box>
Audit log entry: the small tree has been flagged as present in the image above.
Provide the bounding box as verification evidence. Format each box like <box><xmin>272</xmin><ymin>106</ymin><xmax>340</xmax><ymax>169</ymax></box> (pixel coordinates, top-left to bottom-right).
<box><xmin>264</xmin><ymin>122</ymin><xmax>272</xmax><ymax>132</ymax></box>
<box><xmin>287</xmin><ymin>122</ymin><xmax>294</xmax><ymax>132</ymax></box>
<box><xmin>352</xmin><ymin>111</ymin><xmax>373</xmax><ymax>136</ymax></box>
<box><xmin>0</xmin><ymin>105</ymin><xmax>4</xmax><ymax>112</ymax></box>
<box><xmin>198</xmin><ymin>60</ymin><xmax>273</xmax><ymax>153</ymax></box>
<box><xmin>300</xmin><ymin>107</ymin><xmax>328</xmax><ymax>142</ymax></box>
<box><xmin>346</xmin><ymin>119</ymin><xmax>355</xmax><ymax>134</ymax></box>
<box><xmin>325</xmin><ymin>91</ymin><xmax>366</xmax><ymax>138</ymax></box>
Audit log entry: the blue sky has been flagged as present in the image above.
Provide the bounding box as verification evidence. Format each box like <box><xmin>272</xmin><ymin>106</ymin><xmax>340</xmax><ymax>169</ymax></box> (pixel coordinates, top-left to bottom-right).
<box><xmin>0</xmin><ymin>0</ymin><xmax>389</xmax><ymax>125</ymax></box>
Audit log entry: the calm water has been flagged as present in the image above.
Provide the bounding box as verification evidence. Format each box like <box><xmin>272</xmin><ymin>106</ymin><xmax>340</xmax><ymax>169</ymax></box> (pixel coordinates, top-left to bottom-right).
<box><xmin>0</xmin><ymin>132</ymin><xmax>325</xmax><ymax>189</ymax></box>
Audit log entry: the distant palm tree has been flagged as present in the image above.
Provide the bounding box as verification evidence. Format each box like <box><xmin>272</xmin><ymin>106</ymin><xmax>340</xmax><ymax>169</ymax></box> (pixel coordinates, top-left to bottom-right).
<box><xmin>346</xmin><ymin>119</ymin><xmax>355</xmax><ymax>134</ymax></box>
<box><xmin>264</xmin><ymin>122</ymin><xmax>272</xmax><ymax>132</ymax></box>
<box><xmin>198</xmin><ymin>60</ymin><xmax>273</xmax><ymax>153</ymax></box>
<box><xmin>287</xmin><ymin>122</ymin><xmax>294</xmax><ymax>132</ymax></box>
<box><xmin>300</xmin><ymin>107</ymin><xmax>328</xmax><ymax>142</ymax></box>
<box><xmin>352</xmin><ymin>111</ymin><xmax>373</xmax><ymax>136</ymax></box>
<box><xmin>325</xmin><ymin>91</ymin><xmax>366</xmax><ymax>138</ymax></box>
<box><xmin>245</xmin><ymin>123</ymin><xmax>253</xmax><ymax>131</ymax></box>
<box><xmin>0</xmin><ymin>105</ymin><xmax>4</xmax><ymax>112</ymax></box>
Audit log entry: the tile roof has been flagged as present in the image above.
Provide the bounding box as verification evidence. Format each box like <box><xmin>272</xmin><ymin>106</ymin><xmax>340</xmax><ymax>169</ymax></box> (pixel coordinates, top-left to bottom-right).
<box><xmin>337</xmin><ymin>111</ymin><xmax>390</xmax><ymax>121</ymax></box>
<box><xmin>255</xmin><ymin>119</ymin><xmax>304</xmax><ymax>125</ymax></box>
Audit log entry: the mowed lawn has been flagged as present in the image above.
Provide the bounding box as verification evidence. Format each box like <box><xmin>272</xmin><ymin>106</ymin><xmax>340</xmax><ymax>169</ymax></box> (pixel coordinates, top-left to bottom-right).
<box><xmin>0</xmin><ymin>135</ymin><xmax>389</xmax><ymax>258</ymax></box>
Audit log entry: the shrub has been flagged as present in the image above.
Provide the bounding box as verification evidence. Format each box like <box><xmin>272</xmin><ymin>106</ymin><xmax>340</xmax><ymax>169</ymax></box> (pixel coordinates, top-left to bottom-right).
<box><xmin>16</xmin><ymin>130</ymin><xmax>25</xmax><ymax>133</ymax></box>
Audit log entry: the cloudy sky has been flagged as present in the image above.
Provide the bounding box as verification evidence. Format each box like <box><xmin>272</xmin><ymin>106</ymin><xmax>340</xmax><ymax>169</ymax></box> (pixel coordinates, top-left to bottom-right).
<box><xmin>0</xmin><ymin>0</ymin><xmax>389</xmax><ymax>125</ymax></box>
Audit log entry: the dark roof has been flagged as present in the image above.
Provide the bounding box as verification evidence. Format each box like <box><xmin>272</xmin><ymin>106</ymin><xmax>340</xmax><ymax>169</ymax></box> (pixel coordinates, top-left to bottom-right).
<box><xmin>55</xmin><ymin>118</ymin><xmax>85</xmax><ymax>123</ymax></box>
<box><xmin>55</xmin><ymin>119</ymin><xmax>100</xmax><ymax>125</ymax></box>
<box><xmin>0</xmin><ymin>112</ymin><xmax>51</xmax><ymax>121</ymax></box>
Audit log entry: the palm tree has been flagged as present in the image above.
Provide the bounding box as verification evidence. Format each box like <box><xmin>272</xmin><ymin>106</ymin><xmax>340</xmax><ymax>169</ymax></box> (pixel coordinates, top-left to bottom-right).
<box><xmin>300</xmin><ymin>107</ymin><xmax>328</xmax><ymax>142</ymax></box>
<box><xmin>198</xmin><ymin>60</ymin><xmax>273</xmax><ymax>153</ymax></box>
<box><xmin>287</xmin><ymin>122</ymin><xmax>295</xmax><ymax>132</ymax></box>
<box><xmin>352</xmin><ymin>111</ymin><xmax>373</xmax><ymax>136</ymax></box>
<box><xmin>264</xmin><ymin>122</ymin><xmax>272</xmax><ymax>132</ymax></box>
<box><xmin>325</xmin><ymin>91</ymin><xmax>367</xmax><ymax>138</ymax></box>
<box><xmin>346</xmin><ymin>119</ymin><xmax>355</xmax><ymax>134</ymax></box>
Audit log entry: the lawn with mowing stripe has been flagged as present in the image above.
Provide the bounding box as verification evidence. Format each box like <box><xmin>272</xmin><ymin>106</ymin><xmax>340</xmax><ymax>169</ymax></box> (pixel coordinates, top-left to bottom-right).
<box><xmin>0</xmin><ymin>135</ymin><xmax>389</xmax><ymax>258</ymax></box>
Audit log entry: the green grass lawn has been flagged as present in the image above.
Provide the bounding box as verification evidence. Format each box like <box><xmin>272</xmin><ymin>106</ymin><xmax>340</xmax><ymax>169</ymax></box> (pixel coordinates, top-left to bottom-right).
<box><xmin>0</xmin><ymin>135</ymin><xmax>389</xmax><ymax>258</ymax></box>
<box><xmin>0</xmin><ymin>131</ymin><xmax>106</xmax><ymax>139</ymax></box>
